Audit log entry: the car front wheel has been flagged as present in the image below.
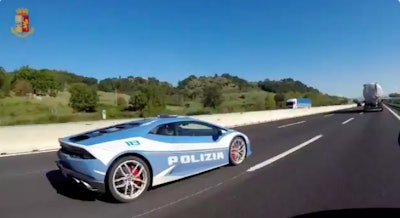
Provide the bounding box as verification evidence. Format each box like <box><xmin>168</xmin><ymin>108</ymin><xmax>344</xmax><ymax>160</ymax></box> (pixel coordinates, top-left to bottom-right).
<box><xmin>229</xmin><ymin>136</ymin><xmax>247</xmax><ymax>166</ymax></box>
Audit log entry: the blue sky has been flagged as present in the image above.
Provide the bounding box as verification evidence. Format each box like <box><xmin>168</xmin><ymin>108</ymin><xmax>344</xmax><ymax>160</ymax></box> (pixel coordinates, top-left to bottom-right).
<box><xmin>0</xmin><ymin>0</ymin><xmax>399</xmax><ymax>97</ymax></box>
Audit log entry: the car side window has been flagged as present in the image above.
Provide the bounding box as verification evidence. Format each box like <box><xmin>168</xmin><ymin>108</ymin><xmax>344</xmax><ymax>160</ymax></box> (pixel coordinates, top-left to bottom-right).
<box><xmin>176</xmin><ymin>122</ymin><xmax>216</xmax><ymax>136</ymax></box>
<box><xmin>149</xmin><ymin>123</ymin><xmax>176</xmax><ymax>136</ymax></box>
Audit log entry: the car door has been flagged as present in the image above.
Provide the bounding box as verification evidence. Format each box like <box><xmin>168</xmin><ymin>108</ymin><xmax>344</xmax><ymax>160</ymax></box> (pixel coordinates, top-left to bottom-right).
<box><xmin>170</xmin><ymin>121</ymin><xmax>228</xmax><ymax>175</ymax></box>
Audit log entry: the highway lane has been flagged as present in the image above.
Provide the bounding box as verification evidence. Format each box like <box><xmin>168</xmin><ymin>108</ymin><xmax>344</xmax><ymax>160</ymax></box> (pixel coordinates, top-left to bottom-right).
<box><xmin>160</xmin><ymin>106</ymin><xmax>400</xmax><ymax>218</ymax></box>
<box><xmin>0</xmin><ymin>107</ymin><xmax>373</xmax><ymax>218</ymax></box>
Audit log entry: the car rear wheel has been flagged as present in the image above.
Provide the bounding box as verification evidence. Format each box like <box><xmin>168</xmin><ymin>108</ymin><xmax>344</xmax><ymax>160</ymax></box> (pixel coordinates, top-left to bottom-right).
<box><xmin>106</xmin><ymin>156</ymin><xmax>151</xmax><ymax>203</ymax></box>
<box><xmin>229</xmin><ymin>136</ymin><xmax>247</xmax><ymax>166</ymax></box>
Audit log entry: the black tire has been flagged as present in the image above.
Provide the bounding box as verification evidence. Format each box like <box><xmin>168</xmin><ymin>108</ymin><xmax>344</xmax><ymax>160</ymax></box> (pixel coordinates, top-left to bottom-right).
<box><xmin>105</xmin><ymin>155</ymin><xmax>151</xmax><ymax>203</ymax></box>
<box><xmin>398</xmin><ymin>131</ymin><xmax>400</xmax><ymax>146</ymax></box>
<box><xmin>229</xmin><ymin>136</ymin><xmax>247</xmax><ymax>166</ymax></box>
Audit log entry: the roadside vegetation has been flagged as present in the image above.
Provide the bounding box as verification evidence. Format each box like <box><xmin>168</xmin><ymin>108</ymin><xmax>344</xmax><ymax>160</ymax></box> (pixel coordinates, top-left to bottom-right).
<box><xmin>0</xmin><ymin>66</ymin><xmax>350</xmax><ymax>126</ymax></box>
<box><xmin>386</xmin><ymin>93</ymin><xmax>400</xmax><ymax>110</ymax></box>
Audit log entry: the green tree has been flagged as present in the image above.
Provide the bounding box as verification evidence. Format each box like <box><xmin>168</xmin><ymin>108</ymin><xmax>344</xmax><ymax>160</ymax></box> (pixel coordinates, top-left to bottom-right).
<box><xmin>98</xmin><ymin>78</ymin><xmax>115</xmax><ymax>92</ymax></box>
<box><xmin>128</xmin><ymin>85</ymin><xmax>167</xmax><ymax>116</ymax></box>
<box><xmin>202</xmin><ymin>85</ymin><xmax>223</xmax><ymax>108</ymax></box>
<box><xmin>13</xmin><ymin>80</ymin><xmax>33</xmax><ymax>96</ymax></box>
<box><xmin>68</xmin><ymin>83</ymin><xmax>99</xmax><ymax>112</ymax></box>
<box><xmin>128</xmin><ymin>91</ymin><xmax>148</xmax><ymax>111</ymax></box>
<box><xmin>0</xmin><ymin>67</ymin><xmax>8</xmax><ymax>98</ymax></box>
<box><xmin>274</xmin><ymin>93</ymin><xmax>285</xmax><ymax>108</ymax></box>
<box><xmin>30</xmin><ymin>70</ymin><xmax>60</xmax><ymax>96</ymax></box>
<box><xmin>142</xmin><ymin>84</ymin><xmax>167</xmax><ymax>112</ymax></box>
<box><xmin>117</xmin><ymin>96</ymin><xmax>127</xmax><ymax>108</ymax></box>
<box><xmin>265</xmin><ymin>94</ymin><xmax>275</xmax><ymax>109</ymax></box>
<box><xmin>389</xmin><ymin>93</ymin><xmax>400</xmax><ymax>98</ymax></box>
<box><xmin>0</xmin><ymin>67</ymin><xmax>6</xmax><ymax>89</ymax></box>
<box><xmin>10</xmin><ymin>67</ymin><xmax>61</xmax><ymax>96</ymax></box>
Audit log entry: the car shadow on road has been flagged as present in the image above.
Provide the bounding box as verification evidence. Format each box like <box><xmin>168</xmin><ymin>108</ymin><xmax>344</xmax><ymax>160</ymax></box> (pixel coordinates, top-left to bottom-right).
<box><xmin>292</xmin><ymin>208</ymin><xmax>400</xmax><ymax>218</ymax></box>
<box><xmin>330</xmin><ymin>107</ymin><xmax>364</xmax><ymax>114</ymax></box>
<box><xmin>45</xmin><ymin>170</ymin><xmax>115</xmax><ymax>203</ymax></box>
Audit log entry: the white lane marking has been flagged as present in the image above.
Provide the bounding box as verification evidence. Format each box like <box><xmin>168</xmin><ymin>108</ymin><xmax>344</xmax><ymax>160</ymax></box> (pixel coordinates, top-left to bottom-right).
<box><xmin>131</xmin><ymin>183</ymin><xmax>221</xmax><ymax>218</ymax></box>
<box><xmin>342</xmin><ymin>117</ymin><xmax>354</xmax><ymax>125</ymax></box>
<box><xmin>359</xmin><ymin>112</ymin><xmax>364</xmax><ymax>115</ymax></box>
<box><xmin>277</xmin><ymin>120</ymin><xmax>306</xmax><ymax>128</ymax></box>
<box><xmin>384</xmin><ymin>104</ymin><xmax>400</xmax><ymax>121</ymax></box>
<box><xmin>131</xmin><ymin>171</ymin><xmax>247</xmax><ymax>218</ymax></box>
<box><xmin>0</xmin><ymin>149</ymin><xmax>57</xmax><ymax>158</ymax></box>
<box><xmin>131</xmin><ymin>134</ymin><xmax>325</xmax><ymax>217</ymax></box>
<box><xmin>324</xmin><ymin>114</ymin><xmax>334</xmax><ymax>118</ymax></box>
<box><xmin>246</xmin><ymin>134</ymin><xmax>323</xmax><ymax>172</ymax></box>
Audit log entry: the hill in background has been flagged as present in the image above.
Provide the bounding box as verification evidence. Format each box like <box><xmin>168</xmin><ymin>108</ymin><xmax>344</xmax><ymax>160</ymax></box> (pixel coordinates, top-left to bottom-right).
<box><xmin>0</xmin><ymin>66</ymin><xmax>350</xmax><ymax>126</ymax></box>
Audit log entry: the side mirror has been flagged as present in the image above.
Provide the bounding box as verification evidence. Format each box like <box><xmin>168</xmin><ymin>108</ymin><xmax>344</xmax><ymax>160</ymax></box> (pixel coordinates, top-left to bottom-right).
<box><xmin>212</xmin><ymin>129</ymin><xmax>222</xmax><ymax>140</ymax></box>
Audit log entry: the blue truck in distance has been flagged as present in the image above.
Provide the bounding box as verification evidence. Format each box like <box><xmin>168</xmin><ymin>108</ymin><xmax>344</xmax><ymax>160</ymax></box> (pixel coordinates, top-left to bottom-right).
<box><xmin>286</xmin><ymin>98</ymin><xmax>312</xmax><ymax>109</ymax></box>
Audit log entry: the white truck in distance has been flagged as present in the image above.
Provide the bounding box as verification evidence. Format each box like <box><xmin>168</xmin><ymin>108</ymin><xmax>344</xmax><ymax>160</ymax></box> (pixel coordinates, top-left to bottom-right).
<box><xmin>363</xmin><ymin>82</ymin><xmax>383</xmax><ymax>112</ymax></box>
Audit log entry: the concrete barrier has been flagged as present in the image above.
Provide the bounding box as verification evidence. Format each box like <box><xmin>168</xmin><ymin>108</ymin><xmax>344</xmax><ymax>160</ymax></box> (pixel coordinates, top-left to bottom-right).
<box><xmin>0</xmin><ymin>104</ymin><xmax>356</xmax><ymax>155</ymax></box>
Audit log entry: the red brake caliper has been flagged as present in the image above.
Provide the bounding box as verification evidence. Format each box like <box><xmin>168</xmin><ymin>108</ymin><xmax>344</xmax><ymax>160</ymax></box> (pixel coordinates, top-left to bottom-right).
<box><xmin>130</xmin><ymin>166</ymin><xmax>142</xmax><ymax>186</ymax></box>
<box><xmin>231</xmin><ymin>147</ymin><xmax>236</xmax><ymax>160</ymax></box>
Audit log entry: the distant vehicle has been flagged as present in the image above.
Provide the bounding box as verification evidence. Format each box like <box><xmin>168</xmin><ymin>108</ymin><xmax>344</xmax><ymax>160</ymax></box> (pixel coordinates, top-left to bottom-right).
<box><xmin>363</xmin><ymin>82</ymin><xmax>383</xmax><ymax>112</ymax></box>
<box><xmin>55</xmin><ymin>115</ymin><xmax>252</xmax><ymax>203</ymax></box>
<box><xmin>353</xmin><ymin>99</ymin><xmax>362</xmax><ymax>107</ymax></box>
<box><xmin>286</xmin><ymin>98</ymin><xmax>312</xmax><ymax>109</ymax></box>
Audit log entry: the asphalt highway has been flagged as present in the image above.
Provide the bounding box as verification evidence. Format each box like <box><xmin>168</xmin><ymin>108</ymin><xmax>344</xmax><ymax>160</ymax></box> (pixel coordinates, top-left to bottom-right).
<box><xmin>1</xmin><ymin>105</ymin><xmax>400</xmax><ymax>218</ymax></box>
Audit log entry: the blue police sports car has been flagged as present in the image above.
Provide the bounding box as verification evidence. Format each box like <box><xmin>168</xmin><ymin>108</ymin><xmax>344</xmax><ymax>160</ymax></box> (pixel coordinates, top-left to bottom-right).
<box><xmin>56</xmin><ymin>115</ymin><xmax>252</xmax><ymax>203</ymax></box>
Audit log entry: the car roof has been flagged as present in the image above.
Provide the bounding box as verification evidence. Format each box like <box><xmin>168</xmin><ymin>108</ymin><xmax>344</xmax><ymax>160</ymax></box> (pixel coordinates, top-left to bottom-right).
<box><xmin>136</xmin><ymin>116</ymin><xmax>211</xmax><ymax>127</ymax></box>
<box><xmin>129</xmin><ymin>116</ymin><xmax>228</xmax><ymax>131</ymax></box>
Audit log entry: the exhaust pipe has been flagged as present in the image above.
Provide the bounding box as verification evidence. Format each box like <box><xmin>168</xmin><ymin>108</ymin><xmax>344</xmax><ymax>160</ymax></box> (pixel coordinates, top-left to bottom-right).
<box><xmin>81</xmin><ymin>181</ymin><xmax>94</xmax><ymax>190</ymax></box>
<box><xmin>72</xmin><ymin>177</ymin><xmax>94</xmax><ymax>190</ymax></box>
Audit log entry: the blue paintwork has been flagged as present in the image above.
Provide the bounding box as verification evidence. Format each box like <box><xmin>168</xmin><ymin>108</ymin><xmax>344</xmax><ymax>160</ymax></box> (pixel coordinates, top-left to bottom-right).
<box><xmin>107</xmin><ymin>147</ymin><xmax>230</xmax><ymax>178</ymax></box>
<box><xmin>57</xmin><ymin>150</ymin><xmax>107</xmax><ymax>181</ymax></box>
<box><xmin>246</xmin><ymin>142</ymin><xmax>252</xmax><ymax>156</ymax></box>
<box><xmin>105</xmin><ymin>150</ymin><xmax>172</xmax><ymax>176</ymax></box>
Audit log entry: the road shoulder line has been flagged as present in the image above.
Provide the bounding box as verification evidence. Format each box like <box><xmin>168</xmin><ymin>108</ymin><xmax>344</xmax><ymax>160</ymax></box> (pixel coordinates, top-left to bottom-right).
<box><xmin>247</xmin><ymin>134</ymin><xmax>323</xmax><ymax>172</ymax></box>
<box><xmin>384</xmin><ymin>104</ymin><xmax>400</xmax><ymax>121</ymax></box>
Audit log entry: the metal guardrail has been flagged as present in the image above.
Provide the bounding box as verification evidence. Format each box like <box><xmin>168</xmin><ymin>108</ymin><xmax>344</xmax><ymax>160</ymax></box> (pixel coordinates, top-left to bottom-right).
<box><xmin>388</xmin><ymin>103</ymin><xmax>400</xmax><ymax>111</ymax></box>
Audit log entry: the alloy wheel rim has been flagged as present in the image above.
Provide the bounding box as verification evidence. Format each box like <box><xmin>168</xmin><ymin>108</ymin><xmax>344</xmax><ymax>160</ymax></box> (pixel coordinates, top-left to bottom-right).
<box><xmin>112</xmin><ymin>160</ymin><xmax>148</xmax><ymax>200</ymax></box>
<box><xmin>230</xmin><ymin>138</ymin><xmax>246</xmax><ymax>164</ymax></box>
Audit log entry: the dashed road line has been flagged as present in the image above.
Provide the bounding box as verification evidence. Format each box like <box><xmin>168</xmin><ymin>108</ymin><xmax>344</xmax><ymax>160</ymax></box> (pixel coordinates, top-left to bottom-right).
<box><xmin>132</xmin><ymin>134</ymin><xmax>324</xmax><ymax>217</ymax></box>
<box><xmin>342</xmin><ymin>117</ymin><xmax>354</xmax><ymax>125</ymax></box>
<box><xmin>247</xmin><ymin>134</ymin><xmax>323</xmax><ymax>172</ymax></box>
<box><xmin>277</xmin><ymin>121</ymin><xmax>306</xmax><ymax>129</ymax></box>
<box><xmin>324</xmin><ymin>114</ymin><xmax>334</xmax><ymax>118</ymax></box>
